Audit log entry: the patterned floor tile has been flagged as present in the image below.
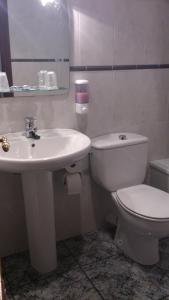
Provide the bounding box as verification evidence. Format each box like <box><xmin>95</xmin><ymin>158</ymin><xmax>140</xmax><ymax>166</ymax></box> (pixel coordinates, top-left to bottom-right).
<box><xmin>4</xmin><ymin>230</ymin><xmax>169</xmax><ymax>300</ymax></box>
<box><xmin>64</xmin><ymin>230</ymin><xmax>118</xmax><ymax>266</ymax></box>
<box><xmin>160</xmin><ymin>237</ymin><xmax>169</xmax><ymax>255</ymax></box>
<box><xmin>156</xmin><ymin>237</ymin><xmax>169</xmax><ymax>271</ymax></box>
<box><xmin>83</xmin><ymin>254</ymin><xmax>134</xmax><ymax>300</ymax></box>
<box><xmin>83</xmin><ymin>252</ymin><xmax>169</xmax><ymax>300</ymax></box>
<box><xmin>13</xmin><ymin>265</ymin><xmax>102</xmax><ymax>300</ymax></box>
<box><xmin>6</xmin><ymin>295</ymin><xmax>14</xmax><ymax>300</ymax></box>
<box><xmin>3</xmin><ymin>245</ymin><xmax>76</xmax><ymax>294</ymax></box>
<box><xmin>65</xmin><ymin>229</ymin><xmax>115</xmax><ymax>248</ymax></box>
<box><xmin>130</xmin><ymin>263</ymin><xmax>169</xmax><ymax>300</ymax></box>
<box><xmin>157</xmin><ymin>252</ymin><xmax>169</xmax><ymax>271</ymax></box>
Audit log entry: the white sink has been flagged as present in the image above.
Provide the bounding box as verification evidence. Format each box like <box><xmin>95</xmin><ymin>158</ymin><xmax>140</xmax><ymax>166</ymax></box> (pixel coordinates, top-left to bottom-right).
<box><xmin>1</xmin><ymin>129</ymin><xmax>91</xmax><ymax>273</ymax></box>
<box><xmin>0</xmin><ymin>128</ymin><xmax>91</xmax><ymax>172</ymax></box>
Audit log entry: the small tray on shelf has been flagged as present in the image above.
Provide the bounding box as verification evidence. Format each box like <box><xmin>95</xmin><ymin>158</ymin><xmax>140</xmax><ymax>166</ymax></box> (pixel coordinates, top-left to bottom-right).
<box><xmin>10</xmin><ymin>85</ymin><xmax>67</xmax><ymax>93</ymax></box>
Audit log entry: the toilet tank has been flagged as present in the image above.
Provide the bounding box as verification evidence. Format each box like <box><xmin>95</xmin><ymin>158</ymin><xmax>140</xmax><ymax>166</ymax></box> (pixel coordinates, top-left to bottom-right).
<box><xmin>90</xmin><ymin>133</ymin><xmax>148</xmax><ymax>192</ymax></box>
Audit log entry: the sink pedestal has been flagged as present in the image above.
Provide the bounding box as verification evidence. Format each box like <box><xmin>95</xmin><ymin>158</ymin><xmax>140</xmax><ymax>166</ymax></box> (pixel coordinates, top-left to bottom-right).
<box><xmin>0</xmin><ymin>129</ymin><xmax>91</xmax><ymax>272</ymax></box>
<box><xmin>22</xmin><ymin>171</ymin><xmax>57</xmax><ymax>273</ymax></box>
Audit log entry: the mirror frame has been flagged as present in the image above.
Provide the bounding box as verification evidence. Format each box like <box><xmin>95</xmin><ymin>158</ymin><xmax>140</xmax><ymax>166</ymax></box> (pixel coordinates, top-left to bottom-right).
<box><xmin>0</xmin><ymin>0</ymin><xmax>13</xmax><ymax>97</ymax></box>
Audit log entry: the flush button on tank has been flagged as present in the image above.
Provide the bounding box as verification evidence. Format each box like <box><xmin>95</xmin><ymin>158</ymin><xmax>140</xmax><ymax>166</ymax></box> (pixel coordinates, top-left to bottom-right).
<box><xmin>119</xmin><ymin>134</ymin><xmax>127</xmax><ymax>140</ymax></box>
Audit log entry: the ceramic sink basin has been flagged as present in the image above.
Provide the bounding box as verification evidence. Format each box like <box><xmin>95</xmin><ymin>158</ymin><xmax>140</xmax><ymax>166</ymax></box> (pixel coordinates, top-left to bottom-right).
<box><xmin>0</xmin><ymin>128</ymin><xmax>91</xmax><ymax>273</ymax></box>
<box><xmin>0</xmin><ymin>128</ymin><xmax>91</xmax><ymax>172</ymax></box>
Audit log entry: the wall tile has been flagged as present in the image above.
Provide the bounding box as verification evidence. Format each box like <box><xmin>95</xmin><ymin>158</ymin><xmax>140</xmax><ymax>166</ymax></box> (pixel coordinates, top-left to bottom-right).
<box><xmin>1</xmin><ymin>0</ymin><xmax>169</xmax><ymax>255</ymax></box>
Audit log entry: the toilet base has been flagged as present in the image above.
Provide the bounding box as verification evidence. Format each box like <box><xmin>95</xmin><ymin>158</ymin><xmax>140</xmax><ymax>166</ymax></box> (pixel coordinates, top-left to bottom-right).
<box><xmin>115</xmin><ymin>223</ymin><xmax>159</xmax><ymax>265</ymax></box>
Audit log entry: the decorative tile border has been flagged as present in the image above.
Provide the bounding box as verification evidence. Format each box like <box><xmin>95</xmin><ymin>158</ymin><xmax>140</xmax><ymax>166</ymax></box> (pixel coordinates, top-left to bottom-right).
<box><xmin>10</xmin><ymin>61</ymin><xmax>169</xmax><ymax>71</ymax></box>
<box><xmin>70</xmin><ymin>64</ymin><xmax>169</xmax><ymax>72</ymax></box>
<box><xmin>11</xmin><ymin>58</ymin><xmax>70</xmax><ymax>62</ymax></box>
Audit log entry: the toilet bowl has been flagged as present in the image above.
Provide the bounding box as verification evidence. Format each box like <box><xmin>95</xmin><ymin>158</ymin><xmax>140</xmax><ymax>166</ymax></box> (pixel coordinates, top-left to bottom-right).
<box><xmin>90</xmin><ymin>133</ymin><xmax>169</xmax><ymax>265</ymax></box>
<box><xmin>112</xmin><ymin>184</ymin><xmax>169</xmax><ymax>265</ymax></box>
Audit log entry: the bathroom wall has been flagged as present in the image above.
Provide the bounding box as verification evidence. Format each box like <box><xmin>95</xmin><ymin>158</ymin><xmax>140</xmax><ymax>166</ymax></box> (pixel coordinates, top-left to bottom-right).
<box><xmin>0</xmin><ymin>0</ymin><xmax>169</xmax><ymax>256</ymax></box>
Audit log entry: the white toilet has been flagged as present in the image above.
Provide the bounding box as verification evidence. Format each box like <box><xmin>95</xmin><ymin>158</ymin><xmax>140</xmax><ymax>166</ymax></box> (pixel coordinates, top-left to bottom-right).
<box><xmin>90</xmin><ymin>133</ymin><xmax>169</xmax><ymax>265</ymax></box>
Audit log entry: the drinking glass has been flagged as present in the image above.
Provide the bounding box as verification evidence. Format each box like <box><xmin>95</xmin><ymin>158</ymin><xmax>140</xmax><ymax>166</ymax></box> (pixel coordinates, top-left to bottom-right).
<box><xmin>38</xmin><ymin>70</ymin><xmax>48</xmax><ymax>89</ymax></box>
<box><xmin>46</xmin><ymin>71</ymin><xmax>58</xmax><ymax>90</ymax></box>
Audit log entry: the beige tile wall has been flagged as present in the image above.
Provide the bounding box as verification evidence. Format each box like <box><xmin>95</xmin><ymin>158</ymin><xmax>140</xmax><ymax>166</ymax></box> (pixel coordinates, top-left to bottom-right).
<box><xmin>0</xmin><ymin>0</ymin><xmax>169</xmax><ymax>256</ymax></box>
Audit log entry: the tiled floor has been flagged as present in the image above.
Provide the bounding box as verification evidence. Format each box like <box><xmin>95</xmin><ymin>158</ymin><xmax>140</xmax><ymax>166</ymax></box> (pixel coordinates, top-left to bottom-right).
<box><xmin>3</xmin><ymin>228</ymin><xmax>169</xmax><ymax>300</ymax></box>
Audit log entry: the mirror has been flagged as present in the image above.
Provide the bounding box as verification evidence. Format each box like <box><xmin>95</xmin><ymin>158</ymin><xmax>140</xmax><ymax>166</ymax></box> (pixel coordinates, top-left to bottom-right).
<box><xmin>1</xmin><ymin>0</ymin><xmax>70</xmax><ymax>96</ymax></box>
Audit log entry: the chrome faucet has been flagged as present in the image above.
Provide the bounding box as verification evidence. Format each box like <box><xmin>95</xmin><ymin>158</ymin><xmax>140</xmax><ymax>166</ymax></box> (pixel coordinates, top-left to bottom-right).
<box><xmin>24</xmin><ymin>117</ymin><xmax>40</xmax><ymax>139</ymax></box>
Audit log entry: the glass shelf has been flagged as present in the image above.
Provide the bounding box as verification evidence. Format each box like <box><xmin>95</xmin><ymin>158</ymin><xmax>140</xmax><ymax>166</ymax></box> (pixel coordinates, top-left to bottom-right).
<box><xmin>0</xmin><ymin>86</ymin><xmax>68</xmax><ymax>95</ymax></box>
<box><xmin>11</xmin><ymin>86</ymin><xmax>67</xmax><ymax>93</ymax></box>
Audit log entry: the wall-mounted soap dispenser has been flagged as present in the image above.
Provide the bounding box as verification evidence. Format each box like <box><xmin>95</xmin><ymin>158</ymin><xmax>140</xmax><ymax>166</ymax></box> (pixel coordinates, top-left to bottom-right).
<box><xmin>75</xmin><ymin>80</ymin><xmax>89</xmax><ymax>114</ymax></box>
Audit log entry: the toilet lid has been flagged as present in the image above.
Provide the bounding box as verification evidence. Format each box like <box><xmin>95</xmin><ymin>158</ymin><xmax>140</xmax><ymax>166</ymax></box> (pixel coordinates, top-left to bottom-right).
<box><xmin>117</xmin><ymin>184</ymin><xmax>169</xmax><ymax>219</ymax></box>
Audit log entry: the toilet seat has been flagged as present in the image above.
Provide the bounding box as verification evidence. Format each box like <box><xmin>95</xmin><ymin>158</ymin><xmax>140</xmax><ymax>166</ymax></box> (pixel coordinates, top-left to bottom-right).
<box><xmin>116</xmin><ymin>184</ymin><xmax>169</xmax><ymax>221</ymax></box>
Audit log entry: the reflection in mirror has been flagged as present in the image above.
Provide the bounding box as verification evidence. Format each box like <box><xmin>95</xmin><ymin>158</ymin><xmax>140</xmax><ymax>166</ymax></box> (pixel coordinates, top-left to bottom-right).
<box><xmin>40</xmin><ymin>0</ymin><xmax>59</xmax><ymax>6</ymax></box>
<box><xmin>2</xmin><ymin>0</ymin><xmax>70</xmax><ymax>96</ymax></box>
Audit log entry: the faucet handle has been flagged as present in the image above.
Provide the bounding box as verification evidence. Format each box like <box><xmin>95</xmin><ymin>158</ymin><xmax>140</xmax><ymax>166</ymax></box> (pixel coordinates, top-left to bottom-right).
<box><xmin>0</xmin><ymin>136</ymin><xmax>10</xmax><ymax>152</ymax></box>
<box><xmin>25</xmin><ymin>116</ymin><xmax>36</xmax><ymax>123</ymax></box>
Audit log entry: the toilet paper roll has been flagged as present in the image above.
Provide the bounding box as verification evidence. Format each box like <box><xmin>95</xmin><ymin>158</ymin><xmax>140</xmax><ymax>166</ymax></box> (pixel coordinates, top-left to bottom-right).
<box><xmin>64</xmin><ymin>173</ymin><xmax>82</xmax><ymax>195</ymax></box>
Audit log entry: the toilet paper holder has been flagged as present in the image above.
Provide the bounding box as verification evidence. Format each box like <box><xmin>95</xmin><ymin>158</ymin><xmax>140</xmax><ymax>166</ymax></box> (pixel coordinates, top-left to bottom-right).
<box><xmin>65</xmin><ymin>156</ymin><xmax>89</xmax><ymax>174</ymax></box>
